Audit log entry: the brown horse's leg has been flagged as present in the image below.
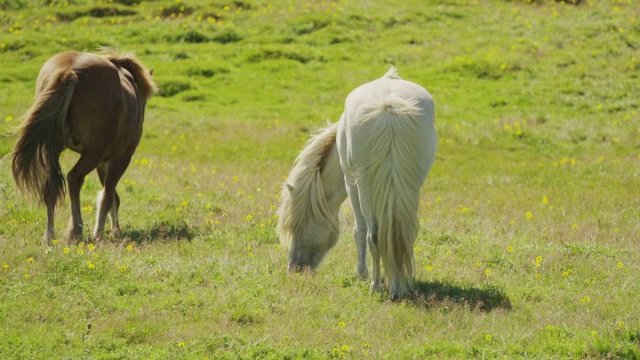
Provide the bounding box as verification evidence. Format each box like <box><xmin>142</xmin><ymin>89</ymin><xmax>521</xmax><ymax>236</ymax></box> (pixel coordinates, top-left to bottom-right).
<box><xmin>43</xmin><ymin>200</ymin><xmax>55</xmax><ymax>246</ymax></box>
<box><xmin>42</xmin><ymin>179</ymin><xmax>60</xmax><ymax>245</ymax></box>
<box><xmin>96</xmin><ymin>164</ymin><xmax>122</xmax><ymax>237</ymax></box>
<box><xmin>111</xmin><ymin>188</ymin><xmax>121</xmax><ymax>235</ymax></box>
<box><xmin>93</xmin><ymin>156</ymin><xmax>131</xmax><ymax>240</ymax></box>
<box><xmin>66</xmin><ymin>151</ymin><xmax>102</xmax><ymax>242</ymax></box>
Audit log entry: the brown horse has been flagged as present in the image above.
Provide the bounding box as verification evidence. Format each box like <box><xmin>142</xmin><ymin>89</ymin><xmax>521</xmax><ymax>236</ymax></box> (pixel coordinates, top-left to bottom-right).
<box><xmin>10</xmin><ymin>49</ymin><xmax>157</xmax><ymax>244</ymax></box>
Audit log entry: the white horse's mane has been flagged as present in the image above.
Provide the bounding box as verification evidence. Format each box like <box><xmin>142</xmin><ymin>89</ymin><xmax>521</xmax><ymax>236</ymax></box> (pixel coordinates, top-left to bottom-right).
<box><xmin>276</xmin><ymin>123</ymin><xmax>340</xmax><ymax>249</ymax></box>
<box><xmin>382</xmin><ymin>66</ymin><xmax>401</xmax><ymax>79</ymax></box>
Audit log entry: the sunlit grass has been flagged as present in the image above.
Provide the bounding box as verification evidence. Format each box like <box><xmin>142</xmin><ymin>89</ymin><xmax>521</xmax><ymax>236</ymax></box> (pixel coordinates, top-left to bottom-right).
<box><xmin>0</xmin><ymin>0</ymin><xmax>639</xmax><ymax>358</ymax></box>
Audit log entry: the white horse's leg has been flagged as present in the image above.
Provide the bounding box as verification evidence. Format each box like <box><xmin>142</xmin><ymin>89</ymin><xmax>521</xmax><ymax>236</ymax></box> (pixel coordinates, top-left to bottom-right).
<box><xmin>346</xmin><ymin>181</ymin><xmax>368</xmax><ymax>279</ymax></box>
<box><xmin>368</xmin><ymin>222</ymin><xmax>382</xmax><ymax>294</ymax></box>
<box><xmin>356</xmin><ymin>186</ymin><xmax>382</xmax><ymax>294</ymax></box>
<box><xmin>389</xmin><ymin>273</ymin><xmax>404</xmax><ymax>301</ymax></box>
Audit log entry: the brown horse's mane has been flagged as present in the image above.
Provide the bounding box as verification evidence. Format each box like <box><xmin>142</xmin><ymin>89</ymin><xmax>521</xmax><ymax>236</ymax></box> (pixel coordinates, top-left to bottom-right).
<box><xmin>99</xmin><ymin>47</ymin><xmax>157</xmax><ymax>100</ymax></box>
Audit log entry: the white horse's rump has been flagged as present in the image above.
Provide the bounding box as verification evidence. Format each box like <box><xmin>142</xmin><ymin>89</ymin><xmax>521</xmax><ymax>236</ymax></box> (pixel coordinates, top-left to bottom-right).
<box><xmin>277</xmin><ymin>68</ymin><xmax>437</xmax><ymax>299</ymax></box>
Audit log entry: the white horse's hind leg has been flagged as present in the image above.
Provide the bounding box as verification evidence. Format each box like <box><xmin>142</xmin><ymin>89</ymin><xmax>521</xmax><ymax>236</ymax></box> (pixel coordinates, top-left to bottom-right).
<box><xmin>353</xmin><ymin>182</ymin><xmax>382</xmax><ymax>293</ymax></box>
<box><xmin>389</xmin><ymin>273</ymin><xmax>405</xmax><ymax>301</ymax></box>
<box><xmin>367</xmin><ymin>223</ymin><xmax>382</xmax><ymax>294</ymax></box>
<box><xmin>346</xmin><ymin>182</ymin><xmax>368</xmax><ymax>279</ymax></box>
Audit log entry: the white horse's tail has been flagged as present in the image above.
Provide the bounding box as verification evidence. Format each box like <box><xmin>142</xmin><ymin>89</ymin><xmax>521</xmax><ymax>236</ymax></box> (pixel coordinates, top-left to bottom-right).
<box><xmin>358</xmin><ymin>95</ymin><xmax>423</xmax><ymax>295</ymax></box>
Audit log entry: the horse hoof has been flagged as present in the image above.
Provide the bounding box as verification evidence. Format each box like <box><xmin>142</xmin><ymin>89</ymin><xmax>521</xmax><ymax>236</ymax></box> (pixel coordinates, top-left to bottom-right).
<box><xmin>369</xmin><ymin>283</ymin><xmax>383</xmax><ymax>294</ymax></box>
<box><xmin>67</xmin><ymin>230</ymin><xmax>83</xmax><ymax>243</ymax></box>
<box><xmin>356</xmin><ymin>271</ymin><xmax>369</xmax><ymax>281</ymax></box>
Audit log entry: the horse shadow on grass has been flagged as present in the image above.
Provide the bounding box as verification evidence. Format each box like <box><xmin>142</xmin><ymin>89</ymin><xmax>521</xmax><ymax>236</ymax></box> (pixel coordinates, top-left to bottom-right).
<box><xmin>407</xmin><ymin>280</ymin><xmax>512</xmax><ymax>312</ymax></box>
<box><xmin>121</xmin><ymin>220</ymin><xmax>194</xmax><ymax>244</ymax></box>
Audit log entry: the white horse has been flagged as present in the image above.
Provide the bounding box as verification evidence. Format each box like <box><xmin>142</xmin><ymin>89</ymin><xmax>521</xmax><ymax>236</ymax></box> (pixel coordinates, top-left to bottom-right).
<box><xmin>277</xmin><ymin>67</ymin><xmax>437</xmax><ymax>299</ymax></box>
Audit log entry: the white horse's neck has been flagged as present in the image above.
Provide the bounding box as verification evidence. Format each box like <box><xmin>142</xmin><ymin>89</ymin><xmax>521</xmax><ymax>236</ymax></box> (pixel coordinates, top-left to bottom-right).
<box><xmin>319</xmin><ymin>141</ymin><xmax>347</xmax><ymax>215</ymax></box>
<box><xmin>277</xmin><ymin>123</ymin><xmax>346</xmax><ymax>250</ymax></box>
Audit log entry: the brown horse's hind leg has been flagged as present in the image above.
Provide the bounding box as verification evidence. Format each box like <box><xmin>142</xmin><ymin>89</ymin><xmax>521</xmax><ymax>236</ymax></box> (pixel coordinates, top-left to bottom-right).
<box><xmin>94</xmin><ymin>155</ymin><xmax>131</xmax><ymax>240</ymax></box>
<box><xmin>43</xmin><ymin>200</ymin><xmax>56</xmax><ymax>246</ymax></box>
<box><xmin>96</xmin><ymin>163</ymin><xmax>123</xmax><ymax>238</ymax></box>
<box><xmin>66</xmin><ymin>151</ymin><xmax>102</xmax><ymax>241</ymax></box>
<box><xmin>42</xmin><ymin>179</ymin><xmax>61</xmax><ymax>245</ymax></box>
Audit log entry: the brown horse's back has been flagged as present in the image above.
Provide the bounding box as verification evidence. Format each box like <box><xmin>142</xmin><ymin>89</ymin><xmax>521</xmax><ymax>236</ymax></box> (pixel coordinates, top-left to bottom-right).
<box><xmin>41</xmin><ymin>52</ymin><xmax>141</xmax><ymax>160</ymax></box>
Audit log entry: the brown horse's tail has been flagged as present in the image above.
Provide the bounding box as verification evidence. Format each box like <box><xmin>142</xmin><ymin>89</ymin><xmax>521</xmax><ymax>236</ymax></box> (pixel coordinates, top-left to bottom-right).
<box><xmin>10</xmin><ymin>68</ymin><xmax>78</xmax><ymax>206</ymax></box>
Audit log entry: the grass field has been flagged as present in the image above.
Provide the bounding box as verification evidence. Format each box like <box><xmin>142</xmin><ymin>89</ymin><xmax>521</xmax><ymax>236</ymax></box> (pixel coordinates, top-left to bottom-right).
<box><xmin>1</xmin><ymin>0</ymin><xmax>639</xmax><ymax>358</ymax></box>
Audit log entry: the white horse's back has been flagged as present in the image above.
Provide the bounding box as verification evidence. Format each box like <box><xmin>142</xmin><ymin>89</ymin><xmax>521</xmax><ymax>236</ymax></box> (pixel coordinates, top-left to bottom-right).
<box><xmin>337</xmin><ymin>68</ymin><xmax>437</xmax><ymax>298</ymax></box>
<box><xmin>339</xmin><ymin>68</ymin><xmax>436</xmax><ymax>185</ymax></box>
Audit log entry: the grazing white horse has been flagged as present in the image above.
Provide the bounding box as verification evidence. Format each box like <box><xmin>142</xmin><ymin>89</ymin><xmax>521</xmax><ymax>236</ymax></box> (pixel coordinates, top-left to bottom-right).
<box><xmin>277</xmin><ymin>67</ymin><xmax>437</xmax><ymax>299</ymax></box>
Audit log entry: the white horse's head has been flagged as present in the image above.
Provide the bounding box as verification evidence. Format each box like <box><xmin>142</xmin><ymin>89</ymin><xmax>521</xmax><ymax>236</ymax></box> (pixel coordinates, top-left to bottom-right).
<box><xmin>284</xmin><ymin>199</ymin><xmax>340</xmax><ymax>271</ymax></box>
<box><xmin>276</xmin><ymin>123</ymin><xmax>346</xmax><ymax>272</ymax></box>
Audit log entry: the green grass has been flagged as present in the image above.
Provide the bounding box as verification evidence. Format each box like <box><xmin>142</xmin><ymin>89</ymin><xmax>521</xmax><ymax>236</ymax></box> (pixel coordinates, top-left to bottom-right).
<box><xmin>1</xmin><ymin>0</ymin><xmax>639</xmax><ymax>358</ymax></box>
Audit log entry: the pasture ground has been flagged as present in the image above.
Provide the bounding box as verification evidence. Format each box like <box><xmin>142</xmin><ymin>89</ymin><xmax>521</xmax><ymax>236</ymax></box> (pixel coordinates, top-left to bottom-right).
<box><xmin>0</xmin><ymin>0</ymin><xmax>639</xmax><ymax>358</ymax></box>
